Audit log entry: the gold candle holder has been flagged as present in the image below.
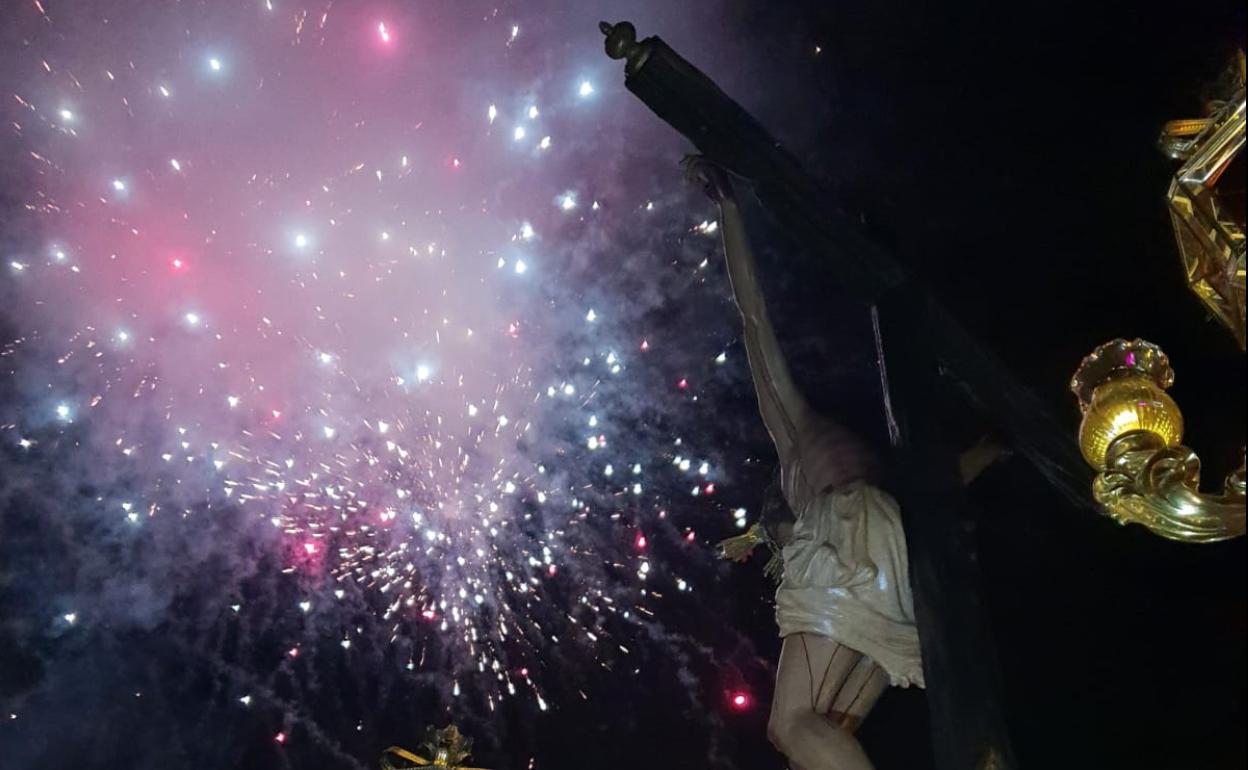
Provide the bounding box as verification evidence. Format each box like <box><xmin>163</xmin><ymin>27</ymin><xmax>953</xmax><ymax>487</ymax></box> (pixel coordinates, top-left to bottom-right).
<box><xmin>1071</xmin><ymin>339</ymin><xmax>1244</xmax><ymax>542</ymax></box>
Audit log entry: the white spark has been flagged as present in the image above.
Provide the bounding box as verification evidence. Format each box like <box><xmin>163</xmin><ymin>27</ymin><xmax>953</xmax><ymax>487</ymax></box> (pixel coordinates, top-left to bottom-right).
<box><xmin>578</xmin><ymin>80</ymin><xmax>594</xmax><ymax>97</ymax></box>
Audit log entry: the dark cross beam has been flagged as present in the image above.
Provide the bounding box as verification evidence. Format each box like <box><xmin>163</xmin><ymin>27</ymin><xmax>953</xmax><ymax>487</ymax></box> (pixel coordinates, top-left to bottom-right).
<box><xmin>598</xmin><ymin>21</ymin><xmax>1090</xmax><ymax>509</ymax></box>
<box><xmin>597</xmin><ymin>20</ymin><xmax>1090</xmax><ymax>770</ymax></box>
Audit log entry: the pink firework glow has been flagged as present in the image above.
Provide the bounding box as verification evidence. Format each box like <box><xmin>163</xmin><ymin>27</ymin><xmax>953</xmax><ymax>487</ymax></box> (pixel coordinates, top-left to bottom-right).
<box><xmin>0</xmin><ymin>0</ymin><xmax>770</xmax><ymax>748</ymax></box>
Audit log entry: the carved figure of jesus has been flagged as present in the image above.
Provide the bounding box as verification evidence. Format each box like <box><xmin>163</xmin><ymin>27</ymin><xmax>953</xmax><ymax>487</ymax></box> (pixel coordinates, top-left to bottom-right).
<box><xmin>688</xmin><ymin>157</ymin><xmax>922</xmax><ymax>770</ymax></box>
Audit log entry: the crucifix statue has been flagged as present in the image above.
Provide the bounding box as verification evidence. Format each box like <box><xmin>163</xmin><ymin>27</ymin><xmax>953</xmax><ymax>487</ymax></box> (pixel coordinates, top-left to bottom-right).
<box><xmin>599</xmin><ymin>19</ymin><xmax>1060</xmax><ymax>770</ymax></box>
<box><xmin>692</xmin><ymin>155</ymin><xmax>920</xmax><ymax>770</ymax></box>
<box><xmin>691</xmin><ymin>156</ymin><xmax>1008</xmax><ymax>769</ymax></box>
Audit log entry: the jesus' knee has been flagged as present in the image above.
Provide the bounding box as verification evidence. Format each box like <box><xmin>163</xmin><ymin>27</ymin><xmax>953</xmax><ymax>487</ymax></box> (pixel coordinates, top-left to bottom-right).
<box><xmin>770</xmin><ymin>705</ymin><xmax>868</xmax><ymax>769</ymax></box>
<box><xmin>768</xmin><ymin>705</ymin><xmax>813</xmax><ymax>755</ymax></box>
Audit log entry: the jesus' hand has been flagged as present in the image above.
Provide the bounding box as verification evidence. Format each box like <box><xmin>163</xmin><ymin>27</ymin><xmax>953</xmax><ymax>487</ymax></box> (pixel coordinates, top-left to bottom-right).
<box><xmin>681</xmin><ymin>155</ymin><xmax>733</xmax><ymax>204</ymax></box>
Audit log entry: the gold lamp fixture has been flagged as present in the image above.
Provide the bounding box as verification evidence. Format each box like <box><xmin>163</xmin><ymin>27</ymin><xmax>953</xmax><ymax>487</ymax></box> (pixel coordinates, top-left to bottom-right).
<box><xmin>1159</xmin><ymin>51</ymin><xmax>1245</xmax><ymax>349</ymax></box>
<box><xmin>1069</xmin><ymin>53</ymin><xmax>1245</xmax><ymax>543</ymax></box>
<box><xmin>1070</xmin><ymin>339</ymin><xmax>1243</xmax><ymax>542</ymax></box>
<box><xmin>381</xmin><ymin>725</ymin><xmax>491</xmax><ymax>770</ymax></box>
<box><xmin>1072</xmin><ymin>339</ymin><xmax>1183</xmax><ymax>470</ymax></box>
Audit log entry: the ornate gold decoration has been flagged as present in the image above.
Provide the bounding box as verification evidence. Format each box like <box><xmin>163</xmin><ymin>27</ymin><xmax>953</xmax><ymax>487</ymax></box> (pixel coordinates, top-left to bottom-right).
<box><xmin>1069</xmin><ymin>55</ymin><xmax>1246</xmax><ymax>542</ymax></box>
<box><xmin>717</xmin><ymin>522</ymin><xmax>768</xmax><ymax>561</ymax></box>
<box><xmin>382</xmin><ymin>725</ymin><xmax>490</xmax><ymax>770</ymax></box>
<box><xmin>1071</xmin><ymin>339</ymin><xmax>1245</xmax><ymax>542</ymax></box>
<box><xmin>1159</xmin><ymin>51</ymin><xmax>1245</xmax><ymax>348</ymax></box>
<box><xmin>717</xmin><ymin>522</ymin><xmax>784</xmax><ymax>581</ymax></box>
<box><xmin>977</xmin><ymin>748</ymin><xmax>1010</xmax><ymax>770</ymax></box>
<box><xmin>1070</xmin><ymin>339</ymin><xmax>1181</xmax><ymax>469</ymax></box>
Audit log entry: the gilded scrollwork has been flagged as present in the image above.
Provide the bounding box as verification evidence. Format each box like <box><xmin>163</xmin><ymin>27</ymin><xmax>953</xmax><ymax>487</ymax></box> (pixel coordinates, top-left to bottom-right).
<box><xmin>1072</xmin><ymin>339</ymin><xmax>1245</xmax><ymax>543</ymax></box>
<box><xmin>1094</xmin><ymin>431</ymin><xmax>1245</xmax><ymax>543</ymax></box>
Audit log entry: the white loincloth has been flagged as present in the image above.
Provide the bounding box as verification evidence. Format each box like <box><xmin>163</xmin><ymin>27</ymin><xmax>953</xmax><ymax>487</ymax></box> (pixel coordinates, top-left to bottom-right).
<box><xmin>775</xmin><ymin>478</ymin><xmax>925</xmax><ymax>688</ymax></box>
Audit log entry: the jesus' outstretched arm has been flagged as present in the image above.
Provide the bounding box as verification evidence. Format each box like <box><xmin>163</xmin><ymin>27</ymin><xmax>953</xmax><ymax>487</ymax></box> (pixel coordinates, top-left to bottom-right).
<box><xmin>686</xmin><ymin>159</ymin><xmax>813</xmax><ymax>473</ymax></box>
<box><xmin>687</xmin><ymin>157</ymin><xmax>877</xmax><ymax>503</ymax></box>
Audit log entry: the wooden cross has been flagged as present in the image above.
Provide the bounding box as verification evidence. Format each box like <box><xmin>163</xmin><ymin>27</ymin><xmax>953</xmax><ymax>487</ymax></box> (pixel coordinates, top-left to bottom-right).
<box><xmin>597</xmin><ymin>19</ymin><xmax>1096</xmax><ymax>770</ymax></box>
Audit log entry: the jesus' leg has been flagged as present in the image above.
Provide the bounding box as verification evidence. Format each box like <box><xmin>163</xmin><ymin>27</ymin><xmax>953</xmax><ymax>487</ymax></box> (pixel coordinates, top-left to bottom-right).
<box><xmin>768</xmin><ymin>633</ymin><xmax>882</xmax><ymax>770</ymax></box>
<box><xmin>825</xmin><ymin>651</ymin><xmax>889</xmax><ymax>735</ymax></box>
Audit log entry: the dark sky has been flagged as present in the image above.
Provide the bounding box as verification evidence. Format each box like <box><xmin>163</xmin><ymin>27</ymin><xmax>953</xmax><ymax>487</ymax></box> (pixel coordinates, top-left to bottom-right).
<box><xmin>1</xmin><ymin>1</ymin><xmax>1244</xmax><ymax>769</ymax></box>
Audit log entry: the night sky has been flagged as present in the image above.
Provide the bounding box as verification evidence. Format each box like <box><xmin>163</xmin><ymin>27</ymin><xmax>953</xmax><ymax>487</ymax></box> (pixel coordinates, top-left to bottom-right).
<box><xmin>1</xmin><ymin>2</ymin><xmax>1244</xmax><ymax>770</ymax></box>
